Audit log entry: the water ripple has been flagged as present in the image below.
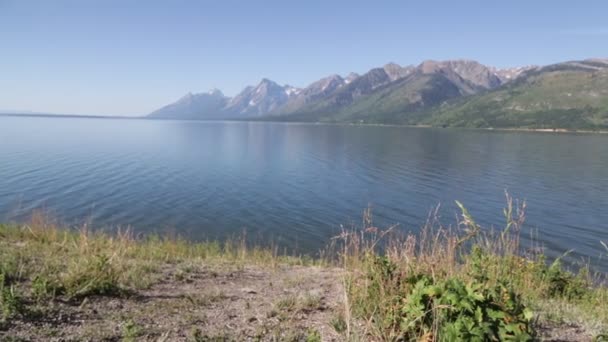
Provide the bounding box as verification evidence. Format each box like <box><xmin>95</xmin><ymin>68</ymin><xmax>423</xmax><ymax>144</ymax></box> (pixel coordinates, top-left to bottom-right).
<box><xmin>1</xmin><ymin>117</ymin><xmax>607</xmax><ymax>271</ymax></box>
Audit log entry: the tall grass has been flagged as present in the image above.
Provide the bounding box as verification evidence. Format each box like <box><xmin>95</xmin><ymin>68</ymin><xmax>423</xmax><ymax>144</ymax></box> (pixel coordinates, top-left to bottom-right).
<box><xmin>330</xmin><ymin>193</ymin><xmax>608</xmax><ymax>340</ymax></box>
<box><xmin>1</xmin><ymin>197</ymin><xmax>607</xmax><ymax>339</ymax></box>
<box><xmin>0</xmin><ymin>211</ymin><xmax>315</xmax><ymax>307</ymax></box>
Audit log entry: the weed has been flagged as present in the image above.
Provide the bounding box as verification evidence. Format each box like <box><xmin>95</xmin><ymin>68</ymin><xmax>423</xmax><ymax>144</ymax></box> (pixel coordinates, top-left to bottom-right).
<box><xmin>275</xmin><ymin>295</ymin><xmax>297</xmax><ymax>312</ymax></box>
<box><xmin>64</xmin><ymin>254</ymin><xmax>123</xmax><ymax>298</ymax></box>
<box><xmin>330</xmin><ymin>312</ymin><xmax>347</xmax><ymax>334</ymax></box>
<box><xmin>122</xmin><ymin>319</ymin><xmax>141</xmax><ymax>342</ymax></box>
<box><xmin>338</xmin><ymin>196</ymin><xmax>607</xmax><ymax>340</ymax></box>
<box><xmin>0</xmin><ymin>274</ymin><xmax>24</xmax><ymax>321</ymax></box>
<box><xmin>300</xmin><ymin>293</ymin><xmax>322</xmax><ymax>312</ymax></box>
<box><xmin>31</xmin><ymin>275</ymin><xmax>64</xmax><ymax>302</ymax></box>
<box><xmin>595</xmin><ymin>332</ymin><xmax>608</xmax><ymax>342</ymax></box>
<box><xmin>190</xmin><ymin>327</ymin><xmax>204</xmax><ymax>341</ymax></box>
<box><xmin>305</xmin><ymin>328</ymin><xmax>322</xmax><ymax>342</ymax></box>
<box><xmin>185</xmin><ymin>290</ymin><xmax>226</xmax><ymax>307</ymax></box>
<box><xmin>0</xmin><ymin>257</ymin><xmax>20</xmax><ymax>286</ymax></box>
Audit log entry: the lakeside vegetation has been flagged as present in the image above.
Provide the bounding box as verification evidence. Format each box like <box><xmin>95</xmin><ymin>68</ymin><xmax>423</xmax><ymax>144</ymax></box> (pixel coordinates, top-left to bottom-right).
<box><xmin>1</xmin><ymin>198</ymin><xmax>607</xmax><ymax>341</ymax></box>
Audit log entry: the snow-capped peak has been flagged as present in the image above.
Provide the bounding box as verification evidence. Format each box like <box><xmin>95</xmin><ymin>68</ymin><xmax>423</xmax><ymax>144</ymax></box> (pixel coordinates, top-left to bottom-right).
<box><xmin>284</xmin><ymin>85</ymin><xmax>301</xmax><ymax>96</ymax></box>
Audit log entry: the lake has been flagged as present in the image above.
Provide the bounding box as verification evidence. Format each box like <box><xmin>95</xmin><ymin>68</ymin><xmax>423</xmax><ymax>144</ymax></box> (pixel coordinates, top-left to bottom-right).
<box><xmin>1</xmin><ymin>116</ymin><xmax>607</xmax><ymax>271</ymax></box>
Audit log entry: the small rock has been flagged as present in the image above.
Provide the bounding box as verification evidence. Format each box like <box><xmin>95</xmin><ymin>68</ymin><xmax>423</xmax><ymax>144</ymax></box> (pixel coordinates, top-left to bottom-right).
<box><xmin>241</xmin><ymin>287</ymin><xmax>257</xmax><ymax>294</ymax></box>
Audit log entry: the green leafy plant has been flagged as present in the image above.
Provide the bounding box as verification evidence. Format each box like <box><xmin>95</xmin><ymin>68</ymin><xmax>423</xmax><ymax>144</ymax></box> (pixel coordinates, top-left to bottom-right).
<box><xmin>122</xmin><ymin>319</ymin><xmax>141</xmax><ymax>342</ymax></box>
<box><xmin>594</xmin><ymin>332</ymin><xmax>608</xmax><ymax>342</ymax></box>
<box><xmin>305</xmin><ymin>328</ymin><xmax>322</xmax><ymax>342</ymax></box>
<box><xmin>538</xmin><ymin>254</ymin><xmax>590</xmax><ymax>300</ymax></box>
<box><xmin>0</xmin><ymin>273</ymin><xmax>25</xmax><ymax>322</ymax></box>
<box><xmin>400</xmin><ymin>276</ymin><xmax>535</xmax><ymax>341</ymax></box>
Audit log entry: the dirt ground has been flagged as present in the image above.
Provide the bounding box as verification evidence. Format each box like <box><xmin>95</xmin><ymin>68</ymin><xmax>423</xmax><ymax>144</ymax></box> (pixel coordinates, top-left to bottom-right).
<box><xmin>0</xmin><ymin>263</ymin><xmax>595</xmax><ymax>341</ymax></box>
<box><xmin>2</xmin><ymin>264</ymin><xmax>345</xmax><ymax>341</ymax></box>
<box><xmin>537</xmin><ymin>322</ymin><xmax>595</xmax><ymax>342</ymax></box>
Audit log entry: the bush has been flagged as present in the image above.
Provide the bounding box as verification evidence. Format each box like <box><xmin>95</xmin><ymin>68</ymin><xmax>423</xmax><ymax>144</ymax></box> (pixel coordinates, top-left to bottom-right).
<box><xmin>401</xmin><ymin>276</ymin><xmax>535</xmax><ymax>341</ymax></box>
<box><xmin>353</xmin><ymin>252</ymin><xmax>536</xmax><ymax>341</ymax></box>
<box><xmin>541</xmin><ymin>257</ymin><xmax>590</xmax><ymax>300</ymax></box>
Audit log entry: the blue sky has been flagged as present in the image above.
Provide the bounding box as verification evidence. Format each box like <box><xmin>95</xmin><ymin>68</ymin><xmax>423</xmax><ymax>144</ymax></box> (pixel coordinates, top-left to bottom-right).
<box><xmin>1</xmin><ymin>0</ymin><xmax>607</xmax><ymax>116</ymax></box>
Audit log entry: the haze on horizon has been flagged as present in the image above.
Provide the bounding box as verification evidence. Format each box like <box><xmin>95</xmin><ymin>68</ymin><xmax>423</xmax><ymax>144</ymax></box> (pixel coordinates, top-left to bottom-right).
<box><xmin>1</xmin><ymin>0</ymin><xmax>608</xmax><ymax>116</ymax></box>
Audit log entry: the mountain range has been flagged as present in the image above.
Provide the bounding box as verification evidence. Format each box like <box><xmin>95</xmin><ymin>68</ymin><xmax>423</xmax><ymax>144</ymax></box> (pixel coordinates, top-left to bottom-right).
<box><xmin>148</xmin><ymin>58</ymin><xmax>608</xmax><ymax>130</ymax></box>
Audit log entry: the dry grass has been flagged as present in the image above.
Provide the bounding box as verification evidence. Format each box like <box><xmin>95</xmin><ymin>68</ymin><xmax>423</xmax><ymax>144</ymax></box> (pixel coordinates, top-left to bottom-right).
<box><xmin>328</xmin><ymin>193</ymin><xmax>608</xmax><ymax>340</ymax></box>
<box><xmin>0</xmin><ymin>210</ymin><xmax>321</xmax><ymax>330</ymax></box>
<box><xmin>1</xmin><ymin>195</ymin><xmax>607</xmax><ymax>340</ymax></box>
<box><xmin>0</xmin><ymin>211</ymin><xmax>317</xmax><ymax>297</ymax></box>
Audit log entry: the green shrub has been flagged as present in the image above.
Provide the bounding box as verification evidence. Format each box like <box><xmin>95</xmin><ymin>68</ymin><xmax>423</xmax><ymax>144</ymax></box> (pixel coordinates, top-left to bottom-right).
<box><xmin>0</xmin><ymin>273</ymin><xmax>25</xmax><ymax>321</ymax></box>
<box><xmin>537</xmin><ymin>256</ymin><xmax>590</xmax><ymax>300</ymax></box>
<box><xmin>400</xmin><ymin>276</ymin><xmax>535</xmax><ymax>341</ymax></box>
<box><xmin>353</xmin><ymin>252</ymin><xmax>536</xmax><ymax>340</ymax></box>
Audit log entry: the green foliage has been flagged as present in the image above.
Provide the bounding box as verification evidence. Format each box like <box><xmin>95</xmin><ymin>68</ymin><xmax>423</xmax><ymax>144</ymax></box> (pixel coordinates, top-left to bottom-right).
<box><xmin>0</xmin><ymin>210</ymin><xmax>606</xmax><ymax>339</ymax></box>
<box><xmin>122</xmin><ymin>319</ymin><xmax>141</xmax><ymax>342</ymax></box>
<box><xmin>540</xmin><ymin>257</ymin><xmax>590</xmax><ymax>300</ymax></box>
<box><xmin>469</xmin><ymin>246</ymin><xmax>490</xmax><ymax>283</ymax></box>
<box><xmin>275</xmin><ymin>295</ymin><xmax>298</xmax><ymax>312</ymax></box>
<box><xmin>0</xmin><ymin>273</ymin><xmax>25</xmax><ymax>322</ymax></box>
<box><xmin>355</xmin><ymin>252</ymin><xmax>536</xmax><ymax>340</ymax></box>
<box><xmin>64</xmin><ymin>254</ymin><xmax>123</xmax><ymax>298</ymax></box>
<box><xmin>31</xmin><ymin>275</ymin><xmax>65</xmax><ymax>302</ymax></box>
<box><xmin>0</xmin><ymin>255</ymin><xmax>20</xmax><ymax>286</ymax></box>
<box><xmin>595</xmin><ymin>332</ymin><xmax>608</xmax><ymax>342</ymax></box>
<box><xmin>305</xmin><ymin>328</ymin><xmax>322</xmax><ymax>342</ymax></box>
<box><xmin>279</xmin><ymin>62</ymin><xmax>608</xmax><ymax>130</ymax></box>
<box><xmin>373</xmin><ymin>255</ymin><xmax>398</xmax><ymax>280</ymax></box>
<box><xmin>426</xmin><ymin>68</ymin><xmax>608</xmax><ymax>130</ymax></box>
<box><xmin>190</xmin><ymin>328</ymin><xmax>231</xmax><ymax>342</ymax></box>
<box><xmin>342</xmin><ymin>199</ymin><xmax>608</xmax><ymax>340</ymax></box>
<box><xmin>400</xmin><ymin>277</ymin><xmax>535</xmax><ymax>341</ymax></box>
<box><xmin>330</xmin><ymin>313</ymin><xmax>347</xmax><ymax>334</ymax></box>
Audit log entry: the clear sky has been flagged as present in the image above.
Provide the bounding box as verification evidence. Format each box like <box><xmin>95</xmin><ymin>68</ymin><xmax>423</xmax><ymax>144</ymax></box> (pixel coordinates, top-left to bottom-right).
<box><xmin>1</xmin><ymin>0</ymin><xmax>607</xmax><ymax>116</ymax></box>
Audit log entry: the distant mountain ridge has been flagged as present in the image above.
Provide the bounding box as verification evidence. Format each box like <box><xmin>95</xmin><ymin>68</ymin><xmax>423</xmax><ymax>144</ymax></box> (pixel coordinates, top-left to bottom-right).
<box><xmin>148</xmin><ymin>58</ymin><xmax>608</xmax><ymax>129</ymax></box>
<box><xmin>148</xmin><ymin>89</ymin><xmax>228</xmax><ymax>119</ymax></box>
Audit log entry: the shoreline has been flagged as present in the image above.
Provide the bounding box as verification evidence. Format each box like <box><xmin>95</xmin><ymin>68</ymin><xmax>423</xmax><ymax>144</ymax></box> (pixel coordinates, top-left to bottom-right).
<box><xmin>1</xmin><ymin>209</ymin><xmax>606</xmax><ymax>340</ymax></box>
<box><xmin>318</xmin><ymin>122</ymin><xmax>608</xmax><ymax>134</ymax></box>
<box><xmin>3</xmin><ymin>113</ymin><xmax>608</xmax><ymax>135</ymax></box>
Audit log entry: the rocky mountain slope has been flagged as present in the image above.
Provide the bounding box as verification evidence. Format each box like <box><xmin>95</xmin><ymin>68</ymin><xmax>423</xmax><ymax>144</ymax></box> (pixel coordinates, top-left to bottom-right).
<box><xmin>425</xmin><ymin>59</ymin><xmax>608</xmax><ymax>129</ymax></box>
<box><xmin>148</xmin><ymin>89</ymin><xmax>227</xmax><ymax>120</ymax></box>
<box><xmin>275</xmin><ymin>60</ymin><xmax>527</xmax><ymax>124</ymax></box>
<box><xmin>148</xmin><ymin>58</ymin><xmax>608</xmax><ymax>129</ymax></box>
<box><xmin>222</xmin><ymin>79</ymin><xmax>300</xmax><ymax>117</ymax></box>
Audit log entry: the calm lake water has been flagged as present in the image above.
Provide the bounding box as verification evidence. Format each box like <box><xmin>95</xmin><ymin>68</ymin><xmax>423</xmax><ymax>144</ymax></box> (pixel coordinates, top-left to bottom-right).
<box><xmin>1</xmin><ymin>116</ymin><xmax>607</xmax><ymax>271</ymax></box>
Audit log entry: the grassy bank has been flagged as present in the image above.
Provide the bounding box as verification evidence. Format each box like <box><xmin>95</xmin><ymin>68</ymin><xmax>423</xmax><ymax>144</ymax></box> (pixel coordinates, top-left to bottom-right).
<box><xmin>0</xmin><ymin>212</ymin><xmax>315</xmax><ymax>298</ymax></box>
<box><xmin>333</xmin><ymin>200</ymin><xmax>608</xmax><ymax>341</ymax></box>
<box><xmin>1</xmin><ymin>198</ymin><xmax>607</xmax><ymax>341</ymax></box>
